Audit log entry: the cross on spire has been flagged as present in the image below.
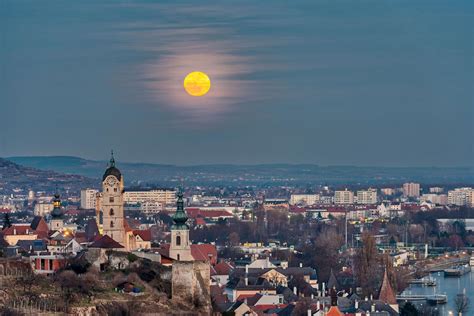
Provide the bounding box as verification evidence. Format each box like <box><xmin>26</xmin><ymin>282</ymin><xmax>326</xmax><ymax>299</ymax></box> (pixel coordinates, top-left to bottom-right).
<box><xmin>109</xmin><ymin>150</ymin><xmax>115</xmax><ymax>167</ymax></box>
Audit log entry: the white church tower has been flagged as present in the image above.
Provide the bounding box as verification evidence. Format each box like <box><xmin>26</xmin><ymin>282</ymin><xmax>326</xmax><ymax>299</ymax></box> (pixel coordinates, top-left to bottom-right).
<box><xmin>101</xmin><ymin>151</ymin><xmax>126</xmax><ymax>246</ymax></box>
<box><xmin>169</xmin><ymin>191</ymin><xmax>193</xmax><ymax>261</ymax></box>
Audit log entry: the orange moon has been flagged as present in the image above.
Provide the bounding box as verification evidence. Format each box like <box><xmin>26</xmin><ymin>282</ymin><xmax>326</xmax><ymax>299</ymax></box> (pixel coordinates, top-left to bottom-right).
<box><xmin>183</xmin><ymin>71</ymin><xmax>211</xmax><ymax>96</ymax></box>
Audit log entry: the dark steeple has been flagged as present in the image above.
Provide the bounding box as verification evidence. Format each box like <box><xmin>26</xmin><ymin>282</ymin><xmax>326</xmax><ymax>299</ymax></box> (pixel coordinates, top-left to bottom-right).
<box><xmin>50</xmin><ymin>193</ymin><xmax>64</xmax><ymax>219</ymax></box>
<box><xmin>171</xmin><ymin>190</ymin><xmax>189</xmax><ymax>230</ymax></box>
<box><xmin>102</xmin><ymin>150</ymin><xmax>122</xmax><ymax>181</ymax></box>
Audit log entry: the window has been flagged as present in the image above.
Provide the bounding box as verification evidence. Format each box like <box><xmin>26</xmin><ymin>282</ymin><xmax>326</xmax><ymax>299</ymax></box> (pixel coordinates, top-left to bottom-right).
<box><xmin>114</xmin><ymin>188</ymin><xmax>118</xmax><ymax>192</ymax></box>
<box><xmin>177</xmin><ymin>254</ymin><xmax>180</xmax><ymax>261</ymax></box>
<box><xmin>109</xmin><ymin>197</ymin><xmax>114</xmax><ymax>203</ymax></box>
<box><xmin>110</xmin><ymin>208</ymin><xmax>114</xmax><ymax>216</ymax></box>
<box><xmin>110</xmin><ymin>221</ymin><xmax>114</xmax><ymax>228</ymax></box>
<box><xmin>176</xmin><ymin>235</ymin><xmax>181</xmax><ymax>246</ymax></box>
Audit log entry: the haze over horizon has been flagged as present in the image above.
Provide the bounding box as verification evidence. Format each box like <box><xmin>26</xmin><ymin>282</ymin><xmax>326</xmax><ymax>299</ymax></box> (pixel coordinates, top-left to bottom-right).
<box><xmin>1</xmin><ymin>1</ymin><xmax>473</xmax><ymax>167</ymax></box>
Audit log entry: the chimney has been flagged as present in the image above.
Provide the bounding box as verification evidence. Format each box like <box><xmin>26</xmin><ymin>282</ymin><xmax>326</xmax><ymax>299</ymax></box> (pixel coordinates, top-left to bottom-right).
<box><xmin>371</xmin><ymin>304</ymin><xmax>375</xmax><ymax>312</ymax></box>
<box><xmin>322</xmin><ymin>282</ymin><xmax>326</xmax><ymax>296</ymax></box>
<box><xmin>316</xmin><ymin>300</ymin><xmax>321</xmax><ymax>310</ymax></box>
<box><xmin>293</xmin><ymin>286</ymin><xmax>297</xmax><ymax>295</ymax></box>
<box><xmin>244</xmin><ymin>298</ymin><xmax>248</xmax><ymax>305</ymax></box>
<box><xmin>245</xmin><ymin>276</ymin><xmax>248</xmax><ymax>286</ymax></box>
<box><xmin>245</xmin><ymin>264</ymin><xmax>249</xmax><ymax>274</ymax></box>
<box><xmin>300</xmin><ymin>262</ymin><xmax>303</xmax><ymax>268</ymax></box>
<box><xmin>355</xmin><ymin>300</ymin><xmax>359</xmax><ymax>309</ymax></box>
<box><xmin>307</xmin><ymin>309</ymin><xmax>312</xmax><ymax>316</ymax></box>
<box><xmin>370</xmin><ymin>294</ymin><xmax>373</xmax><ymax>301</ymax></box>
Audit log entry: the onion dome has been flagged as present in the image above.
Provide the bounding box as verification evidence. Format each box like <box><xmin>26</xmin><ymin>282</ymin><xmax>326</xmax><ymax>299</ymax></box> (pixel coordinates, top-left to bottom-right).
<box><xmin>50</xmin><ymin>193</ymin><xmax>64</xmax><ymax>219</ymax></box>
<box><xmin>102</xmin><ymin>150</ymin><xmax>122</xmax><ymax>181</ymax></box>
<box><xmin>171</xmin><ymin>191</ymin><xmax>189</xmax><ymax>230</ymax></box>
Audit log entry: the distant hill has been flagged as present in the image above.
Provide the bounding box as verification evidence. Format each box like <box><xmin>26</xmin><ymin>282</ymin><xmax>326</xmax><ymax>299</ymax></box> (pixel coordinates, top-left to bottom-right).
<box><xmin>0</xmin><ymin>157</ymin><xmax>97</xmax><ymax>195</ymax></box>
<box><xmin>7</xmin><ymin>156</ymin><xmax>474</xmax><ymax>187</ymax></box>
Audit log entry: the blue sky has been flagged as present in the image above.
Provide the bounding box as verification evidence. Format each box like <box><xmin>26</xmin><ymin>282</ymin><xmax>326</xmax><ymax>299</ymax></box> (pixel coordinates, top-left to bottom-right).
<box><xmin>1</xmin><ymin>0</ymin><xmax>472</xmax><ymax>166</ymax></box>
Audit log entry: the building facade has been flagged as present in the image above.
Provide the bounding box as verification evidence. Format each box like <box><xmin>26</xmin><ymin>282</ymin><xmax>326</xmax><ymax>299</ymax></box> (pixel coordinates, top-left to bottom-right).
<box><xmin>356</xmin><ymin>189</ymin><xmax>377</xmax><ymax>204</ymax></box>
<box><xmin>289</xmin><ymin>194</ymin><xmax>320</xmax><ymax>206</ymax></box>
<box><xmin>124</xmin><ymin>189</ymin><xmax>176</xmax><ymax>205</ymax></box>
<box><xmin>448</xmin><ymin>187</ymin><xmax>473</xmax><ymax>206</ymax></box>
<box><xmin>81</xmin><ymin>189</ymin><xmax>99</xmax><ymax>209</ymax></box>
<box><xmin>334</xmin><ymin>189</ymin><xmax>354</xmax><ymax>205</ymax></box>
<box><xmin>402</xmin><ymin>182</ymin><xmax>420</xmax><ymax>198</ymax></box>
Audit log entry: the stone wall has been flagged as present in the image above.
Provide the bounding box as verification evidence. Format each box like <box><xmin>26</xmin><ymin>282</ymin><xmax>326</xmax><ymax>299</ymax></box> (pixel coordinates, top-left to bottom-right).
<box><xmin>172</xmin><ymin>260</ymin><xmax>211</xmax><ymax>313</ymax></box>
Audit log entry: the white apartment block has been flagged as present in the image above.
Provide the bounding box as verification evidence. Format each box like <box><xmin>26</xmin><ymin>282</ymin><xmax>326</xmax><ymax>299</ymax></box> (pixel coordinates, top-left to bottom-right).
<box><xmin>81</xmin><ymin>189</ymin><xmax>99</xmax><ymax>210</ymax></box>
<box><xmin>403</xmin><ymin>183</ymin><xmax>420</xmax><ymax>198</ymax></box>
<box><xmin>429</xmin><ymin>187</ymin><xmax>444</xmax><ymax>193</ymax></box>
<box><xmin>468</xmin><ymin>190</ymin><xmax>474</xmax><ymax>208</ymax></box>
<box><xmin>123</xmin><ymin>189</ymin><xmax>176</xmax><ymax>205</ymax></box>
<box><xmin>420</xmin><ymin>194</ymin><xmax>448</xmax><ymax>205</ymax></box>
<box><xmin>289</xmin><ymin>194</ymin><xmax>320</xmax><ymax>206</ymax></box>
<box><xmin>448</xmin><ymin>188</ymin><xmax>473</xmax><ymax>206</ymax></box>
<box><xmin>34</xmin><ymin>202</ymin><xmax>53</xmax><ymax>216</ymax></box>
<box><xmin>356</xmin><ymin>189</ymin><xmax>377</xmax><ymax>204</ymax></box>
<box><xmin>334</xmin><ymin>189</ymin><xmax>354</xmax><ymax>204</ymax></box>
<box><xmin>380</xmin><ymin>188</ymin><xmax>396</xmax><ymax>196</ymax></box>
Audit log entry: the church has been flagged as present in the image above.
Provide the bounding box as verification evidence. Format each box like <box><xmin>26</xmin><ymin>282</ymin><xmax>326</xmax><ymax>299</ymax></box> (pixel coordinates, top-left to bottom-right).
<box><xmin>96</xmin><ymin>152</ymin><xmax>216</xmax><ymax>263</ymax></box>
<box><xmin>96</xmin><ymin>153</ymin><xmax>151</xmax><ymax>251</ymax></box>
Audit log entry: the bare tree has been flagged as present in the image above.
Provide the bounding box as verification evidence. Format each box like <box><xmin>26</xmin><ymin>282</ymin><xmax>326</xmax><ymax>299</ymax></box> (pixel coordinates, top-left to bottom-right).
<box><xmin>454</xmin><ymin>293</ymin><xmax>470</xmax><ymax>316</ymax></box>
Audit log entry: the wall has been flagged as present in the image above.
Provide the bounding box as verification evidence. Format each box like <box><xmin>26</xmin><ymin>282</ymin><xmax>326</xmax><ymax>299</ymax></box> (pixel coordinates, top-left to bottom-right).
<box><xmin>172</xmin><ymin>260</ymin><xmax>211</xmax><ymax>313</ymax></box>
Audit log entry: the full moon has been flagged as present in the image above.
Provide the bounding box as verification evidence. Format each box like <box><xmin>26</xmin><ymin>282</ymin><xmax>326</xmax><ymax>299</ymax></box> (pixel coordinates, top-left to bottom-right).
<box><xmin>183</xmin><ymin>71</ymin><xmax>211</xmax><ymax>96</ymax></box>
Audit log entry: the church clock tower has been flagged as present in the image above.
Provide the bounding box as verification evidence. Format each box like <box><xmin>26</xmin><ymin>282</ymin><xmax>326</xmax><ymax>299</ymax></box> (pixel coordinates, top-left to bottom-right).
<box><xmin>101</xmin><ymin>151</ymin><xmax>125</xmax><ymax>246</ymax></box>
<box><xmin>169</xmin><ymin>191</ymin><xmax>193</xmax><ymax>261</ymax></box>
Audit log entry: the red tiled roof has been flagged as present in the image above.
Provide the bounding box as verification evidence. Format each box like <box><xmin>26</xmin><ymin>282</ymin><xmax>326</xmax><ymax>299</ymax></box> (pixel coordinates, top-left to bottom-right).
<box><xmin>158</xmin><ymin>243</ymin><xmax>217</xmax><ymax>264</ymax></box>
<box><xmin>191</xmin><ymin>244</ymin><xmax>217</xmax><ymax>264</ymax></box>
<box><xmin>251</xmin><ymin>304</ymin><xmax>287</xmax><ymax>311</ymax></box>
<box><xmin>326</xmin><ymin>306</ymin><xmax>344</xmax><ymax>316</ymax></box>
<box><xmin>2</xmin><ymin>224</ymin><xmax>36</xmax><ymax>236</ymax></box>
<box><xmin>213</xmin><ymin>261</ymin><xmax>234</xmax><ymax>275</ymax></box>
<box><xmin>133</xmin><ymin>229</ymin><xmax>151</xmax><ymax>241</ymax></box>
<box><xmin>123</xmin><ymin>220</ymin><xmax>132</xmax><ymax>232</ymax></box>
<box><xmin>89</xmin><ymin>235</ymin><xmax>124</xmax><ymax>249</ymax></box>
<box><xmin>379</xmin><ymin>269</ymin><xmax>397</xmax><ymax>305</ymax></box>
<box><xmin>185</xmin><ymin>208</ymin><xmax>233</xmax><ymax>219</ymax></box>
<box><xmin>65</xmin><ymin>209</ymin><xmax>80</xmax><ymax>216</ymax></box>
<box><xmin>195</xmin><ymin>217</ymin><xmax>206</xmax><ymax>226</ymax></box>
<box><xmin>0</xmin><ymin>208</ymin><xmax>11</xmax><ymax>213</ymax></box>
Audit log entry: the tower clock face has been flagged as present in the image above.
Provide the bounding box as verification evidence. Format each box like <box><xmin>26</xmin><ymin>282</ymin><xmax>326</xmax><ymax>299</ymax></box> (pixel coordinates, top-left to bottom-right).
<box><xmin>106</xmin><ymin>176</ymin><xmax>118</xmax><ymax>187</ymax></box>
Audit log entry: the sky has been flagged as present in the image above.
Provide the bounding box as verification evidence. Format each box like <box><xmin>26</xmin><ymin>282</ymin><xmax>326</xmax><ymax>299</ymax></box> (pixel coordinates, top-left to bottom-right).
<box><xmin>1</xmin><ymin>0</ymin><xmax>473</xmax><ymax>166</ymax></box>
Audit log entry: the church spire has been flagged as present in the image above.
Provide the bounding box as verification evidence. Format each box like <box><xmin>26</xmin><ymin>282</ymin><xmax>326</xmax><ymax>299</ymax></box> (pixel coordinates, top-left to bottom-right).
<box><xmin>109</xmin><ymin>150</ymin><xmax>115</xmax><ymax>167</ymax></box>
<box><xmin>379</xmin><ymin>268</ymin><xmax>397</xmax><ymax>305</ymax></box>
<box><xmin>172</xmin><ymin>190</ymin><xmax>188</xmax><ymax>229</ymax></box>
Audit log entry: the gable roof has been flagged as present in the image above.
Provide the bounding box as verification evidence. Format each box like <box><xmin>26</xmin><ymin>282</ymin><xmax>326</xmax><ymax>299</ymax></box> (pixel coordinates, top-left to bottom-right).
<box><xmin>2</xmin><ymin>224</ymin><xmax>36</xmax><ymax>236</ymax></box>
<box><xmin>89</xmin><ymin>235</ymin><xmax>124</xmax><ymax>249</ymax></box>
<box><xmin>213</xmin><ymin>261</ymin><xmax>235</xmax><ymax>275</ymax></box>
<box><xmin>191</xmin><ymin>244</ymin><xmax>217</xmax><ymax>262</ymax></box>
<box><xmin>133</xmin><ymin>229</ymin><xmax>151</xmax><ymax>241</ymax></box>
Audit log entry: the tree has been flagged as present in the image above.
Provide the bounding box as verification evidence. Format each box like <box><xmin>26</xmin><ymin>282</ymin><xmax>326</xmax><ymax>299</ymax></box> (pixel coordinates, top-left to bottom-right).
<box><xmin>228</xmin><ymin>232</ymin><xmax>240</xmax><ymax>247</ymax></box>
<box><xmin>354</xmin><ymin>232</ymin><xmax>382</xmax><ymax>296</ymax></box>
<box><xmin>55</xmin><ymin>270</ymin><xmax>81</xmax><ymax>311</ymax></box>
<box><xmin>454</xmin><ymin>293</ymin><xmax>470</xmax><ymax>315</ymax></box>
<box><xmin>400</xmin><ymin>302</ymin><xmax>419</xmax><ymax>316</ymax></box>
<box><xmin>3</xmin><ymin>213</ymin><xmax>12</xmax><ymax>230</ymax></box>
